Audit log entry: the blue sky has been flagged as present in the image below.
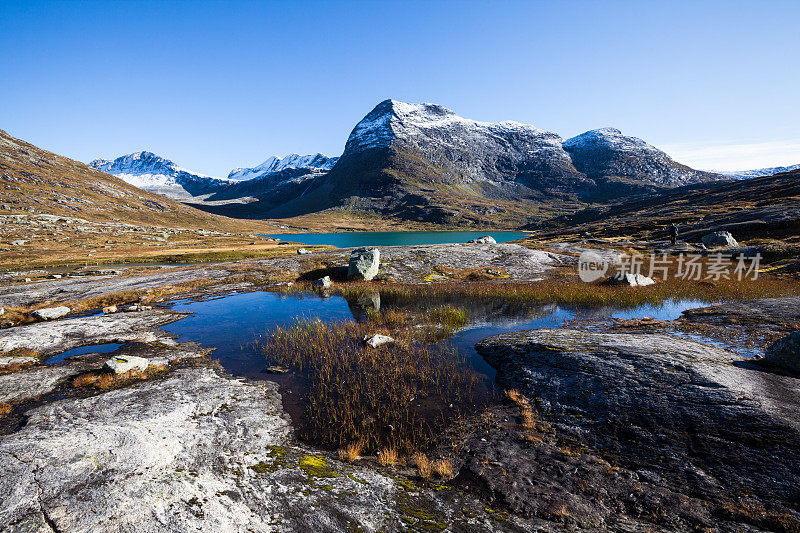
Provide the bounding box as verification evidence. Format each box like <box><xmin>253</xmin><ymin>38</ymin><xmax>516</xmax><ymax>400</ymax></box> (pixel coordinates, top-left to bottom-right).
<box><xmin>2</xmin><ymin>0</ymin><xmax>798</xmax><ymax>176</ymax></box>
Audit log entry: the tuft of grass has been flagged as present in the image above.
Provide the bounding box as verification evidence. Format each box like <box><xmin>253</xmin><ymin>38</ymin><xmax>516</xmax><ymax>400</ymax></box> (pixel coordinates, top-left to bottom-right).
<box><xmin>413</xmin><ymin>453</ymin><xmax>432</xmax><ymax>480</ymax></box>
<box><xmin>257</xmin><ymin>319</ymin><xmax>481</xmax><ymax>454</ymax></box>
<box><xmin>377</xmin><ymin>448</ymin><xmax>399</xmax><ymax>467</ymax></box>
<box><xmin>337</xmin><ymin>442</ymin><xmax>363</xmax><ymax>463</ymax></box>
<box><xmin>0</xmin><ymin>402</ymin><xmax>11</xmax><ymax>416</ymax></box>
<box><xmin>432</xmin><ymin>458</ymin><xmax>454</xmax><ymax>479</ymax></box>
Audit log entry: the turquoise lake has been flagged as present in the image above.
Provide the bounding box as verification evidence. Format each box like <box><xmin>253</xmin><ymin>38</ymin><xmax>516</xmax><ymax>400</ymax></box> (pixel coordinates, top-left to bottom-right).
<box><xmin>260</xmin><ymin>230</ymin><xmax>528</xmax><ymax>247</ymax></box>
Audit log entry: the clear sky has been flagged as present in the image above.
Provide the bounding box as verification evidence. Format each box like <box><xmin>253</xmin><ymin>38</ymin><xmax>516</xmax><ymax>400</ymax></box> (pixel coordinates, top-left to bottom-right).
<box><xmin>2</xmin><ymin>0</ymin><xmax>798</xmax><ymax>176</ymax></box>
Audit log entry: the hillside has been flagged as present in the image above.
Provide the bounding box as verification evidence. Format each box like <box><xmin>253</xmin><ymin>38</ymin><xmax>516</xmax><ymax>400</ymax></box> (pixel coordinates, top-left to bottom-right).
<box><xmin>0</xmin><ymin>129</ymin><xmax>270</xmax><ymax>232</ymax></box>
<box><xmin>529</xmin><ymin>168</ymin><xmax>800</xmax><ymax>243</ymax></box>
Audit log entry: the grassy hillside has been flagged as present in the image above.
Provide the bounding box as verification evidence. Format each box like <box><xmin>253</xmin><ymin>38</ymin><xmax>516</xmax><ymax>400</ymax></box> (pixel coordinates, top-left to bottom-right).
<box><xmin>0</xmin><ymin>128</ymin><xmax>274</xmax><ymax>233</ymax></box>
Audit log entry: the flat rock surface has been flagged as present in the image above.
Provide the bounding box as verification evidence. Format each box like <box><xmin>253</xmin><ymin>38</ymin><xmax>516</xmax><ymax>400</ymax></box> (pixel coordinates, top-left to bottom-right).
<box><xmin>0</xmin><ymin>311</ymin><xmax>181</xmax><ymax>356</ymax></box>
<box><xmin>473</xmin><ymin>329</ymin><xmax>800</xmax><ymax>530</ymax></box>
<box><xmin>681</xmin><ymin>296</ymin><xmax>800</xmax><ymax>331</ymax></box>
<box><xmin>0</xmin><ymin>266</ymin><xmax>229</xmax><ymax>309</ymax></box>
<box><xmin>0</xmin><ymin>367</ymin><xmax>548</xmax><ymax>532</ymax></box>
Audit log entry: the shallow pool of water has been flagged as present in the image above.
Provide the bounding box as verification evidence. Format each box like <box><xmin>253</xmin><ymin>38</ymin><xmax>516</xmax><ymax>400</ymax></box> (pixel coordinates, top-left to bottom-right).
<box><xmin>46</xmin><ymin>343</ymin><xmax>124</xmax><ymax>364</ymax></box>
<box><xmin>260</xmin><ymin>230</ymin><xmax>527</xmax><ymax>247</ymax></box>
<box><xmin>162</xmin><ymin>291</ymin><xmax>706</xmax><ymax>383</ymax></box>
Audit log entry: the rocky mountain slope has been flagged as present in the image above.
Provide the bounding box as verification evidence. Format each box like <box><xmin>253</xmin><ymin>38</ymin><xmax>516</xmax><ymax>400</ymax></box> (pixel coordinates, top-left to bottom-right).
<box><xmin>0</xmin><ymin>129</ymin><xmax>270</xmax><ymax>232</ymax></box>
<box><xmin>563</xmin><ymin>128</ymin><xmax>722</xmax><ymax>198</ymax></box>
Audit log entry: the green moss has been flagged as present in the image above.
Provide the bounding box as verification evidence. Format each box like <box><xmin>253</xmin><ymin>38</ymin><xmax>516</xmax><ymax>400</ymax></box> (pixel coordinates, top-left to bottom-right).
<box><xmin>299</xmin><ymin>454</ymin><xmax>339</xmax><ymax>478</ymax></box>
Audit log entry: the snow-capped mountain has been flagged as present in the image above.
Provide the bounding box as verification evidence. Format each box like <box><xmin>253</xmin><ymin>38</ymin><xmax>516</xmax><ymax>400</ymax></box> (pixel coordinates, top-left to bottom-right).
<box><xmin>227</xmin><ymin>153</ymin><xmax>338</xmax><ymax>181</ymax></box>
<box><xmin>718</xmin><ymin>163</ymin><xmax>800</xmax><ymax>180</ymax></box>
<box><xmin>266</xmin><ymin>99</ymin><xmax>723</xmax><ymax>223</ymax></box>
<box><xmin>90</xmin><ymin>151</ymin><xmax>229</xmax><ymax>200</ymax></box>
<box><xmin>563</xmin><ymin>128</ymin><xmax>723</xmax><ymax>188</ymax></box>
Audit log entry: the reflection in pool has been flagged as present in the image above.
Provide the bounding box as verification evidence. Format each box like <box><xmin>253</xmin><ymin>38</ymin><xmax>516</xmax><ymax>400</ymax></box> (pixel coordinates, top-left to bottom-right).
<box><xmin>260</xmin><ymin>230</ymin><xmax>527</xmax><ymax>248</ymax></box>
<box><xmin>46</xmin><ymin>343</ymin><xmax>124</xmax><ymax>364</ymax></box>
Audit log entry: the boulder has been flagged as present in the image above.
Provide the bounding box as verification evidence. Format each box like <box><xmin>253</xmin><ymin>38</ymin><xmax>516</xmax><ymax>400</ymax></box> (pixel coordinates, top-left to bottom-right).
<box><xmin>31</xmin><ymin>306</ymin><xmax>70</xmax><ymax>320</ymax></box>
<box><xmin>765</xmin><ymin>330</ymin><xmax>800</xmax><ymax>372</ymax></box>
<box><xmin>603</xmin><ymin>273</ymin><xmax>656</xmax><ymax>287</ymax></box>
<box><xmin>467</xmin><ymin>235</ymin><xmax>497</xmax><ymax>245</ymax></box>
<box><xmin>312</xmin><ymin>275</ymin><xmax>332</xmax><ymax>289</ymax></box>
<box><xmin>297</xmin><ymin>248</ymin><xmax>312</xmax><ymax>255</ymax></box>
<box><xmin>0</xmin><ymin>307</ymin><xmax>4</xmax><ymax>317</ymax></box>
<box><xmin>103</xmin><ymin>305</ymin><xmax>119</xmax><ymax>314</ymax></box>
<box><xmin>348</xmin><ymin>248</ymin><xmax>380</xmax><ymax>281</ymax></box>
<box><xmin>702</xmin><ymin>231</ymin><xmax>738</xmax><ymax>248</ymax></box>
<box><xmin>10</xmin><ymin>240</ymin><xmax>28</xmax><ymax>246</ymax></box>
<box><xmin>363</xmin><ymin>334</ymin><xmax>394</xmax><ymax>348</ymax></box>
<box><xmin>103</xmin><ymin>355</ymin><xmax>151</xmax><ymax>374</ymax></box>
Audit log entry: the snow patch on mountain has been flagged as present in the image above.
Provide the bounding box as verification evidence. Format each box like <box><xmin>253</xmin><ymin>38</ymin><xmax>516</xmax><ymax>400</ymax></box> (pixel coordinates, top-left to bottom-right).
<box><xmin>563</xmin><ymin>128</ymin><xmax>662</xmax><ymax>155</ymax></box>
<box><xmin>344</xmin><ymin>99</ymin><xmax>552</xmax><ymax>155</ymax></box>
<box><xmin>90</xmin><ymin>151</ymin><xmax>229</xmax><ymax>199</ymax></box>
<box><xmin>227</xmin><ymin>153</ymin><xmax>338</xmax><ymax>181</ymax></box>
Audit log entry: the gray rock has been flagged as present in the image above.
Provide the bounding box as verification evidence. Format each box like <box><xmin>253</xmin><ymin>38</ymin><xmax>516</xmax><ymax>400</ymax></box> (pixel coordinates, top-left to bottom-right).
<box><xmin>103</xmin><ymin>355</ymin><xmax>151</xmax><ymax>374</ymax></box>
<box><xmin>363</xmin><ymin>334</ymin><xmax>394</xmax><ymax>348</ymax></box>
<box><xmin>297</xmin><ymin>248</ymin><xmax>312</xmax><ymax>255</ymax></box>
<box><xmin>0</xmin><ymin>307</ymin><xmax>4</xmax><ymax>317</ymax></box>
<box><xmin>31</xmin><ymin>306</ymin><xmax>70</xmax><ymax>321</ymax></box>
<box><xmin>603</xmin><ymin>273</ymin><xmax>656</xmax><ymax>286</ymax></box>
<box><xmin>9</xmin><ymin>240</ymin><xmax>27</xmax><ymax>246</ymax></box>
<box><xmin>467</xmin><ymin>235</ymin><xmax>497</xmax><ymax>245</ymax></box>
<box><xmin>0</xmin><ymin>312</ymin><xmax>178</xmax><ymax>356</ymax></box>
<box><xmin>765</xmin><ymin>330</ymin><xmax>800</xmax><ymax>372</ymax></box>
<box><xmin>474</xmin><ymin>329</ymin><xmax>800</xmax><ymax>527</ymax></box>
<box><xmin>0</xmin><ymin>367</ymin><xmax>535</xmax><ymax>532</ymax></box>
<box><xmin>348</xmin><ymin>247</ymin><xmax>380</xmax><ymax>281</ymax></box>
<box><xmin>311</xmin><ymin>275</ymin><xmax>332</xmax><ymax>289</ymax></box>
<box><xmin>702</xmin><ymin>231</ymin><xmax>738</xmax><ymax>248</ymax></box>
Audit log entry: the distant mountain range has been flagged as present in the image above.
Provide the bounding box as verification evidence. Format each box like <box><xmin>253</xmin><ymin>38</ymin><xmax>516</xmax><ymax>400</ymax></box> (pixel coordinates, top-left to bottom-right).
<box><xmin>92</xmin><ymin>99</ymin><xmax>729</xmax><ymax>225</ymax></box>
<box><xmin>718</xmin><ymin>163</ymin><xmax>800</xmax><ymax>180</ymax></box>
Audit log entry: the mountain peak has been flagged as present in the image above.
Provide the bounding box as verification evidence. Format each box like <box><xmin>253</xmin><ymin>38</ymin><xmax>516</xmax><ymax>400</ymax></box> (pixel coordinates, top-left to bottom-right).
<box><xmin>344</xmin><ymin>99</ymin><xmax>548</xmax><ymax>155</ymax></box>
<box><xmin>226</xmin><ymin>153</ymin><xmax>338</xmax><ymax>181</ymax></box>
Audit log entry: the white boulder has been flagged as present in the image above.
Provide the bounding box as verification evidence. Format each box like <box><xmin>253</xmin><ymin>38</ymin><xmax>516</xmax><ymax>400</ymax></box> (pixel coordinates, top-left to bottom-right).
<box><xmin>32</xmin><ymin>306</ymin><xmax>70</xmax><ymax>320</ymax></box>
<box><xmin>363</xmin><ymin>334</ymin><xmax>394</xmax><ymax>348</ymax></box>
<box><xmin>103</xmin><ymin>355</ymin><xmax>151</xmax><ymax>374</ymax></box>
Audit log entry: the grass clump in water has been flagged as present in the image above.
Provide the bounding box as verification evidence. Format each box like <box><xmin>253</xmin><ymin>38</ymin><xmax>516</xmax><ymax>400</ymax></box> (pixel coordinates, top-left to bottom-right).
<box><xmin>257</xmin><ymin>319</ymin><xmax>481</xmax><ymax>454</ymax></box>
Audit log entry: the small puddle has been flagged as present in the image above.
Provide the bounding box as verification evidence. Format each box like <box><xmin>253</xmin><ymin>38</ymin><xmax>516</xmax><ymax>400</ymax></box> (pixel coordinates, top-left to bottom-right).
<box><xmin>46</xmin><ymin>343</ymin><xmax>124</xmax><ymax>364</ymax></box>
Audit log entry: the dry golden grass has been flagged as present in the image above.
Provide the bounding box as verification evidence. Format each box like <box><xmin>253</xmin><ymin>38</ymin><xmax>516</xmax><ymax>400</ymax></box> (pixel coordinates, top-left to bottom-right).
<box><xmin>337</xmin><ymin>442</ymin><xmax>363</xmax><ymax>463</ymax></box>
<box><xmin>256</xmin><ymin>318</ymin><xmax>480</xmax><ymax>453</ymax></box>
<box><xmin>432</xmin><ymin>458</ymin><xmax>454</xmax><ymax>479</ymax></box>
<box><xmin>377</xmin><ymin>448</ymin><xmax>399</xmax><ymax>467</ymax></box>
<box><xmin>413</xmin><ymin>453</ymin><xmax>432</xmax><ymax>479</ymax></box>
<box><xmin>0</xmin><ymin>402</ymin><xmax>12</xmax><ymax>416</ymax></box>
<box><xmin>72</xmin><ymin>365</ymin><xmax>166</xmax><ymax>390</ymax></box>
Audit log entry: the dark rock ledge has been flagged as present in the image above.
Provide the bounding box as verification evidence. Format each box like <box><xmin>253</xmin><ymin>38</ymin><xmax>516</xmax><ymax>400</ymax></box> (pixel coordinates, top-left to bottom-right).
<box><xmin>469</xmin><ymin>329</ymin><xmax>800</xmax><ymax>531</ymax></box>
